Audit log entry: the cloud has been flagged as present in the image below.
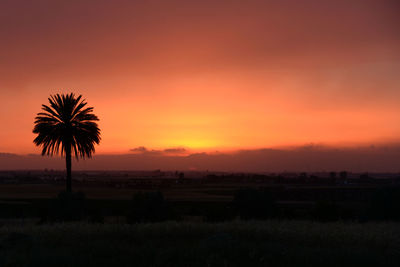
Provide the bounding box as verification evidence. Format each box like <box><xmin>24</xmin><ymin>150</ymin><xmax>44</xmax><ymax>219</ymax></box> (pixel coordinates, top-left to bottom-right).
<box><xmin>130</xmin><ymin>147</ymin><xmax>188</xmax><ymax>156</ymax></box>
<box><xmin>130</xmin><ymin>146</ymin><xmax>149</xmax><ymax>153</ymax></box>
<box><xmin>163</xmin><ymin>148</ymin><xmax>187</xmax><ymax>154</ymax></box>
<box><xmin>130</xmin><ymin>147</ymin><xmax>162</xmax><ymax>156</ymax></box>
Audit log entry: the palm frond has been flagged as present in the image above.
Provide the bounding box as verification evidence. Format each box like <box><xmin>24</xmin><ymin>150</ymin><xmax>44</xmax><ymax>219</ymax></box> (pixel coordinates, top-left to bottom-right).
<box><xmin>33</xmin><ymin>93</ymin><xmax>101</xmax><ymax>159</ymax></box>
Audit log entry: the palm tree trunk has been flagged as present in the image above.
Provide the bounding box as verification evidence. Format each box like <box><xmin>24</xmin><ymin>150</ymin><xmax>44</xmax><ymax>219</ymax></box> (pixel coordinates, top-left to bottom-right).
<box><xmin>66</xmin><ymin>144</ymin><xmax>72</xmax><ymax>192</ymax></box>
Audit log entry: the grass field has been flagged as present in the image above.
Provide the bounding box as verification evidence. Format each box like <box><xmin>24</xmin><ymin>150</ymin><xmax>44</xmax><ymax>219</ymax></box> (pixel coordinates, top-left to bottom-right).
<box><xmin>0</xmin><ymin>183</ymin><xmax>384</xmax><ymax>221</ymax></box>
<box><xmin>0</xmin><ymin>220</ymin><xmax>399</xmax><ymax>267</ymax></box>
<box><xmin>0</xmin><ymin>184</ymin><xmax>235</xmax><ymax>200</ymax></box>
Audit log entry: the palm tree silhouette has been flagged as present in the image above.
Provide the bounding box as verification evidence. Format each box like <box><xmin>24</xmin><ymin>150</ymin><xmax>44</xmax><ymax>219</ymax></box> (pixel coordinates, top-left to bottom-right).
<box><xmin>33</xmin><ymin>93</ymin><xmax>100</xmax><ymax>192</ymax></box>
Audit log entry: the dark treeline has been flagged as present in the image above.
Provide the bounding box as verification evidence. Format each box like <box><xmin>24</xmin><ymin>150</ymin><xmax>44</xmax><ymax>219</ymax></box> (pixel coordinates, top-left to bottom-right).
<box><xmin>2</xmin><ymin>185</ymin><xmax>400</xmax><ymax>224</ymax></box>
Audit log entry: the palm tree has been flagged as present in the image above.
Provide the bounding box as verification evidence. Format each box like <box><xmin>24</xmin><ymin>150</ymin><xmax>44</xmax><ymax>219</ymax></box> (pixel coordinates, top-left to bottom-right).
<box><xmin>33</xmin><ymin>93</ymin><xmax>100</xmax><ymax>192</ymax></box>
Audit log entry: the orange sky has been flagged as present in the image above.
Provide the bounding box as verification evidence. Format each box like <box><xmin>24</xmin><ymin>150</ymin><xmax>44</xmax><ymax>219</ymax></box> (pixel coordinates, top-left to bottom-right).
<box><xmin>0</xmin><ymin>0</ymin><xmax>399</xmax><ymax>155</ymax></box>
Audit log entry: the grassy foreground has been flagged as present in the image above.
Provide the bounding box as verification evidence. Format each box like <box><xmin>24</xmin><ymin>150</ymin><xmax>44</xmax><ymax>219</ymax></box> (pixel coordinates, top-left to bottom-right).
<box><xmin>0</xmin><ymin>221</ymin><xmax>399</xmax><ymax>267</ymax></box>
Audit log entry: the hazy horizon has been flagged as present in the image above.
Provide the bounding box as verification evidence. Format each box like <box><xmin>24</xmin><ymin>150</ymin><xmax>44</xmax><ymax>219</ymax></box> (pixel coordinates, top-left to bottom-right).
<box><xmin>2</xmin><ymin>143</ymin><xmax>399</xmax><ymax>172</ymax></box>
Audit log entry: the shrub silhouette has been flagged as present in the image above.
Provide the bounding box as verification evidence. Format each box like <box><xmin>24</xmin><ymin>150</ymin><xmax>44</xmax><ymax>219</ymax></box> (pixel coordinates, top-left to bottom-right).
<box><xmin>233</xmin><ymin>188</ymin><xmax>277</xmax><ymax>220</ymax></box>
<box><xmin>367</xmin><ymin>186</ymin><xmax>400</xmax><ymax>221</ymax></box>
<box><xmin>126</xmin><ymin>191</ymin><xmax>173</xmax><ymax>223</ymax></box>
<box><xmin>43</xmin><ymin>191</ymin><xmax>87</xmax><ymax>222</ymax></box>
<box><xmin>204</xmin><ymin>204</ymin><xmax>235</xmax><ymax>222</ymax></box>
<box><xmin>339</xmin><ymin>171</ymin><xmax>348</xmax><ymax>179</ymax></box>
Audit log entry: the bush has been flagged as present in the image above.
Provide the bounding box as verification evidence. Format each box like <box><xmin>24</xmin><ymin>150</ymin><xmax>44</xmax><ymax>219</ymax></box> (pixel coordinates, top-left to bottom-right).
<box><xmin>126</xmin><ymin>191</ymin><xmax>174</xmax><ymax>223</ymax></box>
<box><xmin>367</xmin><ymin>186</ymin><xmax>400</xmax><ymax>221</ymax></box>
<box><xmin>42</xmin><ymin>191</ymin><xmax>87</xmax><ymax>222</ymax></box>
<box><xmin>233</xmin><ymin>188</ymin><xmax>277</xmax><ymax>220</ymax></box>
<box><xmin>204</xmin><ymin>204</ymin><xmax>236</xmax><ymax>222</ymax></box>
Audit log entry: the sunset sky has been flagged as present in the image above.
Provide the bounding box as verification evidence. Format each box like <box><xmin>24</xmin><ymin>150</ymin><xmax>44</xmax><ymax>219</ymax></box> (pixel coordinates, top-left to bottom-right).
<box><xmin>1</xmin><ymin>0</ymin><xmax>399</xmax><ymax>157</ymax></box>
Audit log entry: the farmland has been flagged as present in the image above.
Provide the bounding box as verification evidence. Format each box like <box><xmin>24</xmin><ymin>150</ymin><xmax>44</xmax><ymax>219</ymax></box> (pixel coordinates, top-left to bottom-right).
<box><xmin>0</xmin><ymin>171</ymin><xmax>400</xmax><ymax>266</ymax></box>
<box><xmin>0</xmin><ymin>170</ymin><xmax>399</xmax><ymax>223</ymax></box>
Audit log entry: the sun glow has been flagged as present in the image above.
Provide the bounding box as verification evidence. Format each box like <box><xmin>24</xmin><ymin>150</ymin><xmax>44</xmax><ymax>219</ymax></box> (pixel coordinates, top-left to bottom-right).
<box><xmin>161</xmin><ymin>138</ymin><xmax>220</xmax><ymax>150</ymax></box>
<box><xmin>0</xmin><ymin>0</ymin><xmax>399</xmax><ymax>156</ymax></box>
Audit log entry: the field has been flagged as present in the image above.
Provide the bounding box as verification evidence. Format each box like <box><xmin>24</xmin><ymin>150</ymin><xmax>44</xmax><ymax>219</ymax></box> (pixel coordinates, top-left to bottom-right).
<box><xmin>1</xmin><ymin>173</ymin><xmax>400</xmax><ymax>266</ymax></box>
<box><xmin>0</xmin><ymin>183</ymin><xmax>235</xmax><ymax>200</ymax></box>
<box><xmin>1</xmin><ymin>220</ymin><xmax>400</xmax><ymax>267</ymax></box>
<box><xmin>0</xmin><ymin>174</ymin><xmax>398</xmax><ymax>223</ymax></box>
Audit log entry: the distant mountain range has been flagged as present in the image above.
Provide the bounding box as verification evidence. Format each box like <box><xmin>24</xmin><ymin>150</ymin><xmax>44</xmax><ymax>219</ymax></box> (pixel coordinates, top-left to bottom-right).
<box><xmin>1</xmin><ymin>145</ymin><xmax>399</xmax><ymax>172</ymax></box>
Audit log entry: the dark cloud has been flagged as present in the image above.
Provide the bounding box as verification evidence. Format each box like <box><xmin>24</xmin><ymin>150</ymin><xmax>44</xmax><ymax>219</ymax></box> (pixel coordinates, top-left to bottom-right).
<box><xmin>163</xmin><ymin>148</ymin><xmax>187</xmax><ymax>154</ymax></box>
<box><xmin>130</xmin><ymin>147</ymin><xmax>149</xmax><ymax>153</ymax></box>
<box><xmin>130</xmin><ymin>147</ymin><xmax>163</xmax><ymax>156</ymax></box>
